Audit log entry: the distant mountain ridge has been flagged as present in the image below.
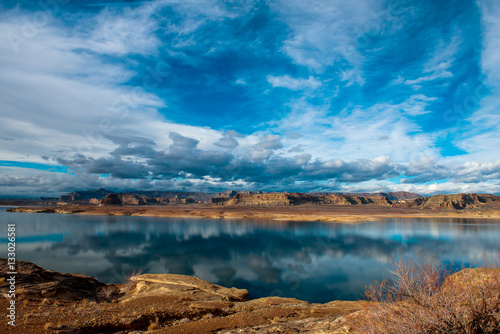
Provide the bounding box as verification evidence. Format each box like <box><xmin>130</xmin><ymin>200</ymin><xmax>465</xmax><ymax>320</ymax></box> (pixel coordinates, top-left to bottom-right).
<box><xmin>340</xmin><ymin>191</ymin><xmax>421</xmax><ymax>201</ymax></box>
<box><xmin>221</xmin><ymin>192</ymin><xmax>394</xmax><ymax>206</ymax></box>
<box><xmin>58</xmin><ymin>188</ymin><xmax>420</xmax><ymax>204</ymax></box>
<box><xmin>394</xmin><ymin>193</ymin><xmax>500</xmax><ymax>210</ymax></box>
<box><xmin>58</xmin><ymin>188</ymin><xmax>265</xmax><ymax>204</ymax></box>
<box><xmin>55</xmin><ymin>189</ymin><xmax>500</xmax><ymax>211</ymax></box>
<box><xmin>60</xmin><ymin>188</ymin><xmax>113</xmax><ymax>201</ymax></box>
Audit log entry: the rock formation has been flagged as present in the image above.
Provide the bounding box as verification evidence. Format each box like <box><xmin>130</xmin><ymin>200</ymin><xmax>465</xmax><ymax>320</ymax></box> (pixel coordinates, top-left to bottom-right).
<box><xmin>0</xmin><ymin>259</ymin><xmax>105</xmax><ymax>301</ymax></box>
<box><xmin>60</xmin><ymin>188</ymin><xmax>114</xmax><ymax>202</ymax></box>
<box><xmin>422</xmin><ymin>193</ymin><xmax>495</xmax><ymax>209</ymax></box>
<box><xmin>130</xmin><ymin>274</ymin><xmax>249</xmax><ymax>302</ymax></box>
<box><xmin>54</xmin><ymin>189</ymin><xmax>422</xmax><ymax>206</ymax></box>
<box><xmin>99</xmin><ymin>193</ymin><xmax>123</xmax><ymax>206</ymax></box>
<box><xmin>342</xmin><ymin>191</ymin><xmax>421</xmax><ymax>202</ymax></box>
<box><xmin>219</xmin><ymin>192</ymin><xmax>395</xmax><ymax>206</ymax></box>
<box><xmin>118</xmin><ymin>194</ymin><xmax>145</xmax><ymax>205</ymax></box>
<box><xmin>0</xmin><ymin>259</ymin><xmax>362</xmax><ymax>333</ymax></box>
<box><xmin>89</xmin><ymin>198</ymin><xmax>100</xmax><ymax>205</ymax></box>
<box><xmin>395</xmin><ymin>193</ymin><xmax>500</xmax><ymax>210</ymax></box>
<box><xmin>2</xmin><ymin>259</ymin><xmax>498</xmax><ymax>333</ymax></box>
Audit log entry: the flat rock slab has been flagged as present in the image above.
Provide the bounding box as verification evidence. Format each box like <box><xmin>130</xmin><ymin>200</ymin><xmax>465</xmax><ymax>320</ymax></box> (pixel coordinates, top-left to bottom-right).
<box><xmin>130</xmin><ymin>274</ymin><xmax>249</xmax><ymax>301</ymax></box>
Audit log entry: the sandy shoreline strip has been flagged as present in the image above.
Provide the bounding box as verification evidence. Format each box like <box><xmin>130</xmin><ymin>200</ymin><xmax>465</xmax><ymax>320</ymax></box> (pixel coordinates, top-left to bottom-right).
<box><xmin>7</xmin><ymin>205</ymin><xmax>500</xmax><ymax>222</ymax></box>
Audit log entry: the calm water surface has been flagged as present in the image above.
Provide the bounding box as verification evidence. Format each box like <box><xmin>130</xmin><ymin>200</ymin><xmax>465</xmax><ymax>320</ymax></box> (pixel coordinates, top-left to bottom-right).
<box><xmin>1</xmin><ymin>207</ymin><xmax>500</xmax><ymax>303</ymax></box>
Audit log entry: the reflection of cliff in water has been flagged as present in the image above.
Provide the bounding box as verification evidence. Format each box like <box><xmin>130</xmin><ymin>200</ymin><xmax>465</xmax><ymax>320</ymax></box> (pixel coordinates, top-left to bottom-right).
<box><xmin>3</xmin><ymin>209</ymin><xmax>500</xmax><ymax>303</ymax></box>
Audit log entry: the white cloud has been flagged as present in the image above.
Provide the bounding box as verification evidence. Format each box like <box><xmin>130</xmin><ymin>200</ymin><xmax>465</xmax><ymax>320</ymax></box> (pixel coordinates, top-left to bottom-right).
<box><xmin>392</xmin><ymin>34</ymin><xmax>460</xmax><ymax>88</ymax></box>
<box><xmin>267</xmin><ymin>75</ymin><xmax>321</xmax><ymax>90</ymax></box>
<box><xmin>422</xmin><ymin>34</ymin><xmax>461</xmax><ymax>74</ymax></box>
<box><xmin>340</xmin><ymin>69</ymin><xmax>365</xmax><ymax>87</ymax></box>
<box><xmin>398</xmin><ymin>94</ymin><xmax>437</xmax><ymax>116</ymax></box>
<box><xmin>404</xmin><ymin>71</ymin><xmax>454</xmax><ymax>86</ymax></box>
<box><xmin>269</xmin><ymin>0</ymin><xmax>384</xmax><ymax>72</ymax></box>
<box><xmin>0</xmin><ymin>6</ymin><xmax>233</xmax><ymax>165</ymax></box>
<box><xmin>445</xmin><ymin>0</ymin><xmax>500</xmax><ymax>164</ymax></box>
<box><xmin>455</xmin><ymin>160</ymin><xmax>500</xmax><ymax>182</ymax></box>
<box><xmin>477</xmin><ymin>0</ymin><xmax>500</xmax><ymax>86</ymax></box>
<box><xmin>84</xmin><ymin>3</ymin><xmax>162</xmax><ymax>56</ymax></box>
<box><xmin>395</xmin><ymin>181</ymin><xmax>500</xmax><ymax>196</ymax></box>
<box><xmin>274</xmin><ymin>98</ymin><xmax>437</xmax><ymax>164</ymax></box>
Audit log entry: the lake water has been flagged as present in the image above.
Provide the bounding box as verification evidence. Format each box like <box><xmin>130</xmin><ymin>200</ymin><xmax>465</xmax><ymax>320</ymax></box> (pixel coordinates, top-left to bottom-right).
<box><xmin>1</xmin><ymin>207</ymin><xmax>500</xmax><ymax>303</ymax></box>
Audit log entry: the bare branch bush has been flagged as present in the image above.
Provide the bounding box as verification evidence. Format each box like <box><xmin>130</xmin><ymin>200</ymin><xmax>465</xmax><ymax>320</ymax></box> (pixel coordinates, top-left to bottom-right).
<box><xmin>98</xmin><ymin>285</ymin><xmax>119</xmax><ymax>302</ymax></box>
<box><xmin>349</xmin><ymin>254</ymin><xmax>500</xmax><ymax>334</ymax></box>
<box><xmin>122</xmin><ymin>268</ymin><xmax>144</xmax><ymax>295</ymax></box>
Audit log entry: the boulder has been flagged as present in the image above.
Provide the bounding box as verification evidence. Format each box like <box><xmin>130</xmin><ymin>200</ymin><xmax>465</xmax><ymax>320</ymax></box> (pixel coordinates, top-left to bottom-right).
<box><xmin>129</xmin><ymin>273</ymin><xmax>249</xmax><ymax>301</ymax></box>
<box><xmin>0</xmin><ymin>259</ymin><xmax>106</xmax><ymax>301</ymax></box>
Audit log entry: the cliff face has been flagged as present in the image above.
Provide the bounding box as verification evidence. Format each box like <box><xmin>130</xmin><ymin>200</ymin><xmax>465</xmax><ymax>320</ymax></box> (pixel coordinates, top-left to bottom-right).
<box><xmin>59</xmin><ymin>189</ymin><xmax>419</xmax><ymax>206</ymax></box>
<box><xmin>97</xmin><ymin>194</ymin><xmax>198</xmax><ymax>206</ymax></box>
<box><xmin>89</xmin><ymin>198</ymin><xmax>100</xmax><ymax>205</ymax></box>
<box><xmin>225</xmin><ymin>193</ymin><xmax>297</xmax><ymax>206</ymax></box>
<box><xmin>383</xmin><ymin>191</ymin><xmax>422</xmax><ymax>201</ymax></box>
<box><xmin>422</xmin><ymin>193</ymin><xmax>498</xmax><ymax>210</ymax></box>
<box><xmin>215</xmin><ymin>192</ymin><xmax>500</xmax><ymax>208</ymax></box>
<box><xmin>394</xmin><ymin>196</ymin><xmax>429</xmax><ymax>208</ymax></box>
<box><xmin>61</xmin><ymin>188</ymin><xmax>114</xmax><ymax>202</ymax></box>
<box><xmin>99</xmin><ymin>193</ymin><xmax>123</xmax><ymax>206</ymax></box>
<box><xmin>55</xmin><ymin>189</ymin><xmax>500</xmax><ymax>211</ymax></box>
<box><xmin>342</xmin><ymin>191</ymin><xmax>421</xmax><ymax>202</ymax></box>
<box><xmin>119</xmin><ymin>194</ymin><xmax>145</xmax><ymax>205</ymax></box>
<box><xmin>221</xmin><ymin>192</ymin><xmax>394</xmax><ymax>206</ymax></box>
<box><xmin>395</xmin><ymin>193</ymin><xmax>500</xmax><ymax>210</ymax></box>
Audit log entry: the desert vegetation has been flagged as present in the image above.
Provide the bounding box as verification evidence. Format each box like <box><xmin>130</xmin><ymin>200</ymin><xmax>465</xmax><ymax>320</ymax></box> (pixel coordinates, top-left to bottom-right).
<box><xmin>350</xmin><ymin>254</ymin><xmax>500</xmax><ymax>333</ymax></box>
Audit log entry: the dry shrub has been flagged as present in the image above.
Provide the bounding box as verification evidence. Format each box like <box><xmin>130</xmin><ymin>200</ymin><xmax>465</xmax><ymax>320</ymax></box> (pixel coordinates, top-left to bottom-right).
<box><xmin>350</xmin><ymin>255</ymin><xmax>500</xmax><ymax>334</ymax></box>
<box><xmin>98</xmin><ymin>285</ymin><xmax>119</xmax><ymax>302</ymax></box>
<box><xmin>123</xmin><ymin>269</ymin><xmax>144</xmax><ymax>294</ymax></box>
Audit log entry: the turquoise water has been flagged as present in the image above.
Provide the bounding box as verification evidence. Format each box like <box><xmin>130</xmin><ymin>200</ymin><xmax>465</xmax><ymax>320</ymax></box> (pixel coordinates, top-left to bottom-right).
<box><xmin>1</xmin><ymin>207</ymin><xmax>499</xmax><ymax>303</ymax></box>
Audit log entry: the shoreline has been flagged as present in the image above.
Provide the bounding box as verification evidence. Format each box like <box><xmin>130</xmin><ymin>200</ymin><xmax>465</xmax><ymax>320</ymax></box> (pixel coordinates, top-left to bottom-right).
<box><xmin>6</xmin><ymin>204</ymin><xmax>500</xmax><ymax>222</ymax></box>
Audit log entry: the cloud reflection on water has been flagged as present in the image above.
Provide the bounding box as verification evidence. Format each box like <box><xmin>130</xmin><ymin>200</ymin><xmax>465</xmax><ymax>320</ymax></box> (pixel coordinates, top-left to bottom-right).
<box><xmin>3</xmin><ymin>209</ymin><xmax>500</xmax><ymax>302</ymax></box>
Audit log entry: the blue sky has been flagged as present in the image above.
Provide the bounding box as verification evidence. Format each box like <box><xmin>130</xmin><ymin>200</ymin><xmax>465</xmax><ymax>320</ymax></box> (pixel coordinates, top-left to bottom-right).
<box><xmin>0</xmin><ymin>0</ymin><xmax>499</xmax><ymax>196</ymax></box>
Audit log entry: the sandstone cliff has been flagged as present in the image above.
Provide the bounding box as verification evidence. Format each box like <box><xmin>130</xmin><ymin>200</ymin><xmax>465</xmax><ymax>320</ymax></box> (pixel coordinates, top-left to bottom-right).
<box><xmin>97</xmin><ymin>194</ymin><xmax>198</xmax><ymax>206</ymax></box>
<box><xmin>220</xmin><ymin>192</ymin><xmax>394</xmax><ymax>206</ymax></box>
<box><xmin>342</xmin><ymin>191</ymin><xmax>421</xmax><ymax>202</ymax></box>
<box><xmin>119</xmin><ymin>194</ymin><xmax>145</xmax><ymax>205</ymax></box>
<box><xmin>89</xmin><ymin>198</ymin><xmax>100</xmax><ymax>205</ymax></box>
<box><xmin>60</xmin><ymin>188</ymin><xmax>113</xmax><ymax>202</ymax></box>
<box><xmin>395</xmin><ymin>193</ymin><xmax>500</xmax><ymax>210</ymax></box>
<box><xmin>56</xmin><ymin>189</ymin><xmax>420</xmax><ymax>206</ymax></box>
<box><xmin>99</xmin><ymin>193</ymin><xmax>123</xmax><ymax>206</ymax></box>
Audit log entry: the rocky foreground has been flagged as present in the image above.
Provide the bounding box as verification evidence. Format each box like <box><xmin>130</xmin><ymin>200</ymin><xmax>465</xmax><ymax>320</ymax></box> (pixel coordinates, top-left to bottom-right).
<box><xmin>2</xmin><ymin>259</ymin><xmax>500</xmax><ymax>333</ymax></box>
<box><xmin>0</xmin><ymin>259</ymin><xmax>362</xmax><ymax>333</ymax></box>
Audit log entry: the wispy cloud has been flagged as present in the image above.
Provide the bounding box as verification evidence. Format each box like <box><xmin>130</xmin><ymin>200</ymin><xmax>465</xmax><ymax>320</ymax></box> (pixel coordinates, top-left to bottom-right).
<box><xmin>85</xmin><ymin>3</ymin><xmax>162</xmax><ymax>56</ymax></box>
<box><xmin>267</xmin><ymin>75</ymin><xmax>321</xmax><ymax>90</ymax></box>
<box><xmin>269</xmin><ymin>0</ymin><xmax>383</xmax><ymax>72</ymax></box>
